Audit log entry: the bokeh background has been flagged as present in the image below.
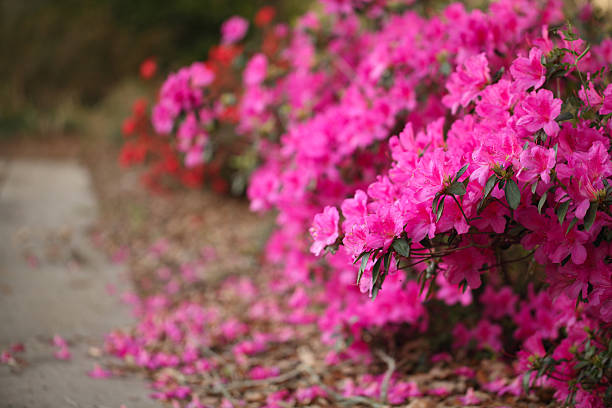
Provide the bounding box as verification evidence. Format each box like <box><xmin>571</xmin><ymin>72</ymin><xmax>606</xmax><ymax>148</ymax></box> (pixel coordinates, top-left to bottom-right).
<box><xmin>0</xmin><ymin>0</ymin><xmax>309</xmax><ymax>142</ymax></box>
<box><xmin>1</xmin><ymin>0</ymin><xmax>609</xmax><ymax>145</ymax></box>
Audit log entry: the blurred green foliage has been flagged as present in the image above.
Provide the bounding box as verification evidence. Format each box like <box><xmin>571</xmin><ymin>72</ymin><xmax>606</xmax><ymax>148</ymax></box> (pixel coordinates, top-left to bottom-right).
<box><xmin>0</xmin><ymin>0</ymin><xmax>308</xmax><ymax>135</ymax></box>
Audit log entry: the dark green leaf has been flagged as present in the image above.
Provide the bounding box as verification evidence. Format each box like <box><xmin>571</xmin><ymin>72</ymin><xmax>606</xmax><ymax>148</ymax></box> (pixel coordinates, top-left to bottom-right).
<box><xmin>435</xmin><ymin>198</ymin><xmax>445</xmax><ymax>222</ymax></box>
<box><xmin>454</xmin><ymin>164</ymin><xmax>469</xmax><ymax>182</ymax></box>
<box><xmin>392</xmin><ymin>238</ymin><xmax>411</xmax><ymax>258</ymax></box>
<box><xmin>523</xmin><ymin>372</ymin><xmax>531</xmax><ymax>393</ymax></box>
<box><xmin>483</xmin><ymin>174</ymin><xmax>497</xmax><ymax>200</ymax></box>
<box><xmin>371</xmin><ymin>282</ymin><xmax>381</xmax><ymax>300</ymax></box>
<box><xmin>555</xmin><ymin>111</ymin><xmax>573</xmax><ymax>122</ymax></box>
<box><xmin>353</xmin><ymin>251</ymin><xmax>369</xmax><ymax>265</ymax></box>
<box><xmin>584</xmin><ymin>201</ymin><xmax>598</xmax><ymax>231</ymax></box>
<box><xmin>561</xmin><ymin>253</ymin><xmax>571</xmax><ymax>266</ymax></box>
<box><xmin>357</xmin><ymin>252</ymin><xmax>370</xmax><ymax>285</ymax></box>
<box><xmin>447</xmin><ymin>181</ymin><xmax>466</xmax><ymax>196</ymax></box>
<box><xmin>491</xmin><ymin>67</ymin><xmax>505</xmax><ymax>83</ymax></box>
<box><xmin>432</xmin><ymin>194</ymin><xmax>440</xmax><ymax>213</ymax></box>
<box><xmin>505</xmin><ymin>179</ymin><xmax>521</xmax><ymax>210</ymax></box>
<box><xmin>537</xmin><ymin>192</ymin><xmax>548</xmax><ymax>214</ymax></box>
<box><xmin>371</xmin><ymin>257</ymin><xmax>383</xmax><ymax>286</ymax></box>
<box><xmin>531</xmin><ymin>179</ymin><xmax>539</xmax><ymax>194</ymax></box>
<box><xmin>557</xmin><ymin>201</ymin><xmax>570</xmax><ymax>224</ymax></box>
<box><xmin>566</xmin><ymin>217</ymin><xmax>579</xmax><ymax>235</ymax></box>
<box><xmin>384</xmin><ymin>251</ymin><xmax>392</xmax><ymax>275</ymax></box>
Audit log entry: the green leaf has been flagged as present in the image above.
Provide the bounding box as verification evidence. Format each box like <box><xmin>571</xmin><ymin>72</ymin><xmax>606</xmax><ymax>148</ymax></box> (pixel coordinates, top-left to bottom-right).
<box><xmin>384</xmin><ymin>251</ymin><xmax>392</xmax><ymax>275</ymax></box>
<box><xmin>392</xmin><ymin>238</ymin><xmax>411</xmax><ymax>258</ymax></box>
<box><xmin>453</xmin><ymin>164</ymin><xmax>469</xmax><ymax>182</ymax></box>
<box><xmin>371</xmin><ymin>256</ymin><xmax>383</xmax><ymax>286</ymax></box>
<box><xmin>531</xmin><ymin>179</ymin><xmax>539</xmax><ymax>194</ymax></box>
<box><xmin>537</xmin><ymin>192</ymin><xmax>548</xmax><ymax>214</ymax></box>
<box><xmin>357</xmin><ymin>252</ymin><xmax>370</xmax><ymax>285</ymax></box>
<box><xmin>557</xmin><ymin>201</ymin><xmax>570</xmax><ymax>224</ymax></box>
<box><xmin>523</xmin><ymin>372</ymin><xmax>532</xmax><ymax>393</ymax></box>
<box><xmin>483</xmin><ymin>174</ymin><xmax>497</xmax><ymax>200</ymax></box>
<box><xmin>555</xmin><ymin>111</ymin><xmax>573</xmax><ymax>122</ymax></box>
<box><xmin>435</xmin><ymin>198</ymin><xmax>445</xmax><ymax>222</ymax></box>
<box><xmin>566</xmin><ymin>217</ymin><xmax>579</xmax><ymax>235</ymax></box>
<box><xmin>447</xmin><ymin>181</ymin><xmax>467</xmax><ymax>196</ymax></box>
<box><xmin>561</xmin><ymin>253</ymin><xmax>571</xmax><ymax>266</ymax></box>
<box><xmin>432</xmin><ymin>194</ymin><xmax>440</xmax><ymax>214</ymax></box>
<box><xmin>353</xmin><ymin>251</ymin><xmax>369</xmax><ymax>265</ymax></box>
<box><xmin>576</xmin><ymin>44</ymin><xmax>591</xmax><ymax>62</ymax></box>
<box><xmin>505</xmin><ymin>179</ymin><xmax>521</xmax><ymax>210</ymax></box>
<box><xmin>371</xmin><ymin>282</ymin><xmax>381</xmax><ymax>300</ymax></box>
<box><xmin>584</xmin><ymin>202</ymin><xmax>598</xmax><ymax>231</ymax></box>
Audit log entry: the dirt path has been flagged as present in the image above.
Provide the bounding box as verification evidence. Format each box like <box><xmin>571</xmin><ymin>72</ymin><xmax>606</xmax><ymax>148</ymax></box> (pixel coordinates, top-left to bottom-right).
<box><xmin>0</xmin><ymin>159</ymin><xmax>154</xmax><ymax>408</ymax></box>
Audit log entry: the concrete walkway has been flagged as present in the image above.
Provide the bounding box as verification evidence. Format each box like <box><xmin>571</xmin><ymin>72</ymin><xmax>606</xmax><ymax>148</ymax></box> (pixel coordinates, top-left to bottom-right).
<box><xmin>0</xmin><ymin>159</ymin><xmax>153</xmax><ymax>408</ymax></box>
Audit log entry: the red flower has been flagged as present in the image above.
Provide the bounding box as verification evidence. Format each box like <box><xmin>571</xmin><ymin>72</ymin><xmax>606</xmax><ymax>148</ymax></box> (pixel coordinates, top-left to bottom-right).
<box><xmin>209</xmin><ymin>45</ymin><xmax>243</xmax><ymax>66</ymax></box>
<box><xmin>139</xmin><ymin>58</ymin><xmax>157</xmax><ymax>80</ymax></box>
<box><xmin>132</xmin><ymin>98</ymin><xmax>147</xmax><ymax>117</ymax></box>
<box><xmin>255</xmin><ymin>6</ymin><xmax>276</xmax><ymax>27</ymax></box>
<box><xmin>118</xmin><ymin>141</ymin><xmax>147</xmax><ymax>167</ymax></box>
<box><xmin>121</xmin><ymin>117</ymin><xmax>136</xmax><ymax>136</ymax></box>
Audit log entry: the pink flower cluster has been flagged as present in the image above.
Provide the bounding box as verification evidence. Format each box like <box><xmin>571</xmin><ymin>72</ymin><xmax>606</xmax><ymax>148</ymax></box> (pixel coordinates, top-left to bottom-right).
<box><xmin>150</xmin><ymin>1</ymin><xmax>612</xmax><ymax>406</ymax></box>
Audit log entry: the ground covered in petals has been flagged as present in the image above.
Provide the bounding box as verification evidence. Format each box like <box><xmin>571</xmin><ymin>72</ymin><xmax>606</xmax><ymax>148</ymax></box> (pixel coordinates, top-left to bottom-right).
<box><xmin>87</xmin><ymin>143</ymin><xmax>556</xmax><ymax>407</ymax></box>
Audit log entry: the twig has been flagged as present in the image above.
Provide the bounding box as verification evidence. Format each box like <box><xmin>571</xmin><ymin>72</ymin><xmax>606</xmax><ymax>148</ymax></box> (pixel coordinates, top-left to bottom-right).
<box><xmin>214</xmin><ymin>367</ymin><xmax>303</xmax><ymax>391</ymax></box>
<box><xmin>203</xmin><ymin>366</ymin><xmax>239</xmax><ymax>405</ymax></box>
<box><xmin>376</xmin><ymin>350</ymin><xmax>396</xmax><ymax>404</ymax></box>
<box><xmin>478</xmin><ymin>250</ymin><xmax>535</xmax><ymax>272</ymax></box>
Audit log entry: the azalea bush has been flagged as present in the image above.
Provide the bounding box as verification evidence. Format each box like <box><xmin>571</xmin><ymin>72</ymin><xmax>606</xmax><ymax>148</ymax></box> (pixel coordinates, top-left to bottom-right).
<box><xmin>120</xmin><ymin>0</ymin><xmax>612</xmax><ymax>406</ymax></box>
<box><xmin>119</xmin><ymin>7</ymin><xmax>280</xmax><ymax>194</ymax></box>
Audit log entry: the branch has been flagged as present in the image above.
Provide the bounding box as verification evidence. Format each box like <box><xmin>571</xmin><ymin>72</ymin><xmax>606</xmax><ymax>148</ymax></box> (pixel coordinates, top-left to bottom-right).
<box><xmin>376</xmin><ymin>350</ymin><xmax>396</xmax><ymax>404</ymax></box>
<box><xmin>220</xmin><ymin>367</ymin><xmax>303</xmax><ymax>390</ymax></box>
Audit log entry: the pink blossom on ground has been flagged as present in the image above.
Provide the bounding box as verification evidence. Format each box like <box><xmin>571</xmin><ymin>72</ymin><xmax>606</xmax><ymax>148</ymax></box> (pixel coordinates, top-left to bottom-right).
<box><xmin>249</xmin><ymin>365</ymin><xmax>280</xmax><ymax>380</ymax></box>
<box><xmin>459</xmin><ymin>387</ymin><xmax>481</xmax><ymax>405</ymax></box>
<box><xmin>54</xmin><ymin>347</ymin><xmax>71</xmax><ymax>361</ymax></box>
<box><xmin>88</xmin><ymin>363</ymin><xmax>112</xmax><ymax>378</ymax></box>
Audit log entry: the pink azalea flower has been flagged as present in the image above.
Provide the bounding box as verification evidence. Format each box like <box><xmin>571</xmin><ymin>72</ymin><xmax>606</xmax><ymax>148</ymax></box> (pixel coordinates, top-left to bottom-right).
<box><xmin>578</xmin><ymin>84</ymin><xmax>603</xmax><ymax>109</ymax></box>
<box><xmin>516</xmin><ymin>89</ymin><xmax>563</xmax><ymax>137</ymax></box>
<box><xmin>518</xmin><ymin>145</ymin><xmax>556</xmax><ymax>183</ymax></box>
<box><xmin>443</xmin><ymin>53</ymin><xmax>491</xmax><ymax>113</ymax></box>
<box><xmin>221</xmin><ymin>16</ymin><xmax>248</xmax><ymax>45</ymax></box>
<box><xmin>190</xmin><ymin>62</ymin><xmax>215</xmax><ymax>87</ymax></box>
<box><xmin>309</xmin><ymin>206</ymin><xmax>340</xmax><ymax>256</ymax></box>
<box><xmin>510</xmin><ymin>47</ymin><xmax>545</xmax><ymax>90</ymax></box>
<box><xmin>600</xmin><ymin>84</ymin><xmax>612</xmax><ymax>115</ymax></box>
